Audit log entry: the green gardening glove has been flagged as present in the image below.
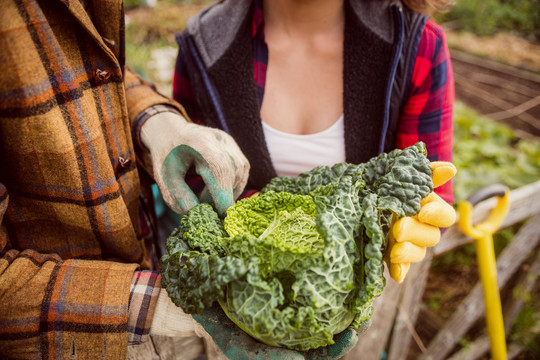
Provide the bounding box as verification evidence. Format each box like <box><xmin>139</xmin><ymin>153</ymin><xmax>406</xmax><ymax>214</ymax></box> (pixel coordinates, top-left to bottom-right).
<box><xmin>141</xmin><ymin>111</ymin><xmax>250</xmax><ymax>217</ymax></box>
<box><xmin>305</xmin><ymin>328</ymin><xmax>360</xmax><ymax>360</ymax></box>
<box><xmin>193</xmin><ymin>303</ymin><xmax>360</xmax><ymax>360</ymax></box>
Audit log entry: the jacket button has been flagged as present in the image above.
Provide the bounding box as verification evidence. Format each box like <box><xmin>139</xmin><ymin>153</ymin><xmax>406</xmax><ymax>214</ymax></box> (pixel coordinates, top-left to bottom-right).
<box><xmin>95</xmin><ymin>69</ymin><xmax>111</xmax><ymax>83</ymax></box>
<box><xmin>119</xmin><ymin>156</ymin><xmax>131</xmax><ymax>168</ymax></box>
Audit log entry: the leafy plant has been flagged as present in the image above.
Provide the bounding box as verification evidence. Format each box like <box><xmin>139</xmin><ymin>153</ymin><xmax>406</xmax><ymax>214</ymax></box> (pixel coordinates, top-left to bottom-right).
<box><xmin>452</xmin><ymin>101</ymin><xmax>540</xmax><ymax>202</ymax></box>
<box><xmin>160</xmin><ymin>143</ymin><xmax>434</xmax><ymax>350</ymax></box>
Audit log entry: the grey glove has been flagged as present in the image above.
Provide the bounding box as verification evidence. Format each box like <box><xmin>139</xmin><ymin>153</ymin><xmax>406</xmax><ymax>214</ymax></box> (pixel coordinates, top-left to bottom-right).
<box><xmin>141</xmin><ymin>112</ymin><xmax>250</xmax><ymax>216</ymax></box>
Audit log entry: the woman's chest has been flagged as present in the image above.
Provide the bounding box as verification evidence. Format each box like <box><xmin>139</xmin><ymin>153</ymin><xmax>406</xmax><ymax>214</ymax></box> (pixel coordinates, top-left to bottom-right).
<box><xmin>260</xmin><ymin>42</ymin><xmax>344</xmax><ymax>135</ymax></box>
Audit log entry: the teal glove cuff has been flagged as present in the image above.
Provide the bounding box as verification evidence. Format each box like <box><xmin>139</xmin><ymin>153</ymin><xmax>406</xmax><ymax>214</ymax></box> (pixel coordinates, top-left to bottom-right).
<box><xmin>306</xmin><ymin>328</ymin><xmax>360</xmax><ymax>360</ymax></box>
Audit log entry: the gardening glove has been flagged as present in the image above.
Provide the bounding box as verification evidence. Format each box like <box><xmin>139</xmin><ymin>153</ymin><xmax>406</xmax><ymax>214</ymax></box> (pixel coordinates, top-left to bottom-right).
<box><xmin>151</xmin><ymin>293</ymin><xmax>358</xmax><ymax>360</ymax></box>
<box><xmin>141</xmin><ymin>111</ymin><xmax>250</xmax><ymax>217</ymax></box>
<box><xmin>385</xmin><ymin>161</ymin><xmax>457</xmax><ymax>283</ymax></box>
<box><xmin>305</xmin><ymin>327</ymin><xmax>360</xmax><ymax>360</ymax></box>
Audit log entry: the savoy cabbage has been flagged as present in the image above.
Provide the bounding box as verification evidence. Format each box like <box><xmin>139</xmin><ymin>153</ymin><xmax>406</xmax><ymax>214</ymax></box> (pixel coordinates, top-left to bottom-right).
<box><xmin>160</xmin><ymin>142</ymin><xmax>433</xmax><ymax>351</ymax></box>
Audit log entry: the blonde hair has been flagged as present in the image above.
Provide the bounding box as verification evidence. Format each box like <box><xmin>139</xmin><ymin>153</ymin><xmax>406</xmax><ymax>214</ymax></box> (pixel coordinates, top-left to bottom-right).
<box><xmin>402</xmin><ymin>0</ymin><xmax>456</xmax><ymax>14</ymax></box>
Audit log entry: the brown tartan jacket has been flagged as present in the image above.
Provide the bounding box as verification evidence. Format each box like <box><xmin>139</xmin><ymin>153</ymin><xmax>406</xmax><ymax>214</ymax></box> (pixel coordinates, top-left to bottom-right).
<box><xmin>0</xmin><ymin>0</ymin><xmax>186</xmax><ymax>358</ymax></box>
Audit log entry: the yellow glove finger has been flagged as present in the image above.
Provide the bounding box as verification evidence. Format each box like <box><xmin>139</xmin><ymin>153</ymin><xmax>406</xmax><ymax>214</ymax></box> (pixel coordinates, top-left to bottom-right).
<box><xmin>390</xmin><ymin>241</ymin><xmax>426</xmax><ymax>264</ymax></box>
<box><xmin>389</xmin><ymin>262</ymin><xmax>410</xmax><ymax>283</ymax></box>
<box><xmin>385</xmin><ymin>227</ymin><xmax>410</xmax><ymax>283</ymax></box>
<box><xmin>393</xmin><ymin>217</ymin><xmax>440</xmax><ymax>247</ymax></box>
<box><xmin>431</xmin><ymin>161</ymin><xmax>457</xmax><ymax>188</ymax></box>
<box><xmin>418</xmin><ymin>192</ymin><xmax>457</xmax><ymax>228</ymax></box>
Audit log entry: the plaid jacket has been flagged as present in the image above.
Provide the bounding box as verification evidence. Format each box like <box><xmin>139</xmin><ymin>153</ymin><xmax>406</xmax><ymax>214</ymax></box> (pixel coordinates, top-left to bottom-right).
<box><xmin>174</xmin><ymin>0</ymin><xmax>454</xmax><ymax>203</ymax></box>
<box><xmin>0</xmin><ymin>0</ymin><xmax>186</xmax><ymax>358</ymax></box>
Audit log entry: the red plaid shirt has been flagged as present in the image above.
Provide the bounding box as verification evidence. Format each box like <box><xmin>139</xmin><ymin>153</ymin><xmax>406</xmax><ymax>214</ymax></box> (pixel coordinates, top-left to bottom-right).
<box><xmin>174</xmin><ymin>1</ymin><xmax>454</xmax><ymax>203</ymax></box>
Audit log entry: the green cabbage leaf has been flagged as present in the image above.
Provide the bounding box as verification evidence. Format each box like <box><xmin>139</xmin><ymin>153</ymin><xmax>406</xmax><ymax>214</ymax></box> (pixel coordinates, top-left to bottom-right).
<box><xmin>160</xmin><ymin>142</ymin><xmax>433</xmax><ymax>351</ymax></box>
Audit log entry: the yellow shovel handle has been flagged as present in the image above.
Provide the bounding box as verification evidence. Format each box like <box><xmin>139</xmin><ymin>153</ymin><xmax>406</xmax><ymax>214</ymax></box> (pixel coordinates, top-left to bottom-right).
<box><xmin>458</xmin><ymin>184</ymin><xmax>510</xmax><ymax>360</ymax></box>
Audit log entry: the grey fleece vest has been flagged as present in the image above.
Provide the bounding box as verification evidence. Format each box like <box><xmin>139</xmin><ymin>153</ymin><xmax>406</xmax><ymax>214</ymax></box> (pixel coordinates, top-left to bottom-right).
<box><xmin>176</xmin><ymin>0</ymin><xmax>427</xmax><ymax>190</ymax></box>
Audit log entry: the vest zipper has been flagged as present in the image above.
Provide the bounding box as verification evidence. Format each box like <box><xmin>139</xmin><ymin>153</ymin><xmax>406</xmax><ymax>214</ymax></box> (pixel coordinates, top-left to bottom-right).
<box><xmin>379</xmin><ymin>4</ymin><xmax>405</xmax><ymax>154</ymax></box>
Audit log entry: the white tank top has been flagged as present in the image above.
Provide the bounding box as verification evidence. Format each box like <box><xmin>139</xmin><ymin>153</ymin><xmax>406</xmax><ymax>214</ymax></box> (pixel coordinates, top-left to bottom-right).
<box><xmin>262</xmin><ymin>115</ymin><xmax>346</xmax><ymax>177</ymax></box>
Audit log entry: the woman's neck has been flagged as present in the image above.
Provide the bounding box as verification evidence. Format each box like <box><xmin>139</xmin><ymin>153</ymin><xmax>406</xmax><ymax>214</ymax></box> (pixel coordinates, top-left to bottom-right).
<box><xmin>263</xmin><ymin>0</ymin><xmax>345</xmax><ymax>41</ymax></box>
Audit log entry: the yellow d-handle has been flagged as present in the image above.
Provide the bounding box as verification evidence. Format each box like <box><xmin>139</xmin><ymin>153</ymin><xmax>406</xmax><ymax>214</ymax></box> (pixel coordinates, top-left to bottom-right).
<box><xmin>458</xmin><ymin>184</ymin><xmax>510</xmax><ymax>239</ymax></box>
<box><xmin>457</xmin><ymin>184</ymin><xmax>510</xmax><ymax>360</ymax></box>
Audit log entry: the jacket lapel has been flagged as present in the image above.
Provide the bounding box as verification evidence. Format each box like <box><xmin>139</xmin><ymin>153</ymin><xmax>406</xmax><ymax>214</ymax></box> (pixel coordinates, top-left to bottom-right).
<box><xmin>343</xmin><ymin>0</ymin><xmax>395</xmax><ymax>164</ymax></box>
<box><xmin>56</xmin><ymin>0</ymin><xmax>121</xmax><ymax>65</ymax></box>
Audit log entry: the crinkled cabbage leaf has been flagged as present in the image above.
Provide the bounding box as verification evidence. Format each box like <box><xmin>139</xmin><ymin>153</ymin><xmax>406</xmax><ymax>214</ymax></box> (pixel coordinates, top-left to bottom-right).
<box><xmin>160</xmin><ymin>142</ymin><xmax>433</xmax><ymax>351</ymax></box>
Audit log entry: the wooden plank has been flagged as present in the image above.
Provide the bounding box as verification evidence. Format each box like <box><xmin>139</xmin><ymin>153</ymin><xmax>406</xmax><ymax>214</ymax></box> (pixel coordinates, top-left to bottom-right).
<box><xmin>343</xmin><ymin>267</ymin><xmax>404</xmax><ymax>360</ymax></box>
<box><xmin>386</xmin><ymin>249</ymin><xmax>434</xmax><ymax>360</ymax></box>
<box><xmin>435</xmin><ymin>181</ymin><xmax>540</xmax><ymax>256</ymax></box>
<box><xmin>507</xmin><ymin>342</ymin><xmax>526</xmax><ymax>360</ymax></box>
<box><xmin>447</xmin><ymin>336</ymin><xmax>491</xmax><ymax>360</ymax></box>
<box><xmin>418</xmin><ymin>212</ymin><xmax>540</xmax><ymax>360</ymax></box>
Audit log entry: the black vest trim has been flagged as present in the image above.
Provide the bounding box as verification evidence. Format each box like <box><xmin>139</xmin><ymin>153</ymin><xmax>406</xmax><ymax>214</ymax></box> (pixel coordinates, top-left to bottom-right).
<box><xmin>343</xmin><ymin>0</ymin><xmax>394</xmax><ymax>164</ymax></box>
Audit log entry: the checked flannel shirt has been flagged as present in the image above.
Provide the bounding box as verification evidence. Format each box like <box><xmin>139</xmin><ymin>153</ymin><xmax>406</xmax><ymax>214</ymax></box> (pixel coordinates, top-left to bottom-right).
<box><xmin>0</xmin><ymin>0</ymin><xmax>187</xmax><ymax>358</ymax></box>
<box><xmin>174</xmin><ymin>0</ymin><xmax>455</xmax><ymax>203</ymax></box>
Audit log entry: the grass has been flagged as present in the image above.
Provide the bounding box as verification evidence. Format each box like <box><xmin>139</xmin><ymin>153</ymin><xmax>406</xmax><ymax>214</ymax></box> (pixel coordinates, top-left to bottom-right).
<box><xmin>452</xmin><ymin>101</ymin><xmax>540</xmax><ymax>203</ymax></box>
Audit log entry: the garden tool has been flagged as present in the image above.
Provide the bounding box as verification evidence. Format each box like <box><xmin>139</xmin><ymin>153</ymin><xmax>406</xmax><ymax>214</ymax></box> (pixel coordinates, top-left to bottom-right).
<box><xmin>457</xmin><ymin>184</ymin><xmax>510</xmax><ymax>360</ymax></box>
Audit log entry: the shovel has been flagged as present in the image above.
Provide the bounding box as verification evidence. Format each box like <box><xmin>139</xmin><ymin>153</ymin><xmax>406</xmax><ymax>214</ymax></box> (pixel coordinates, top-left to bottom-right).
<box><xmin>457</xmin><ymin>184</ymin><xmax>510</xmax><ymax>360</ymax></box>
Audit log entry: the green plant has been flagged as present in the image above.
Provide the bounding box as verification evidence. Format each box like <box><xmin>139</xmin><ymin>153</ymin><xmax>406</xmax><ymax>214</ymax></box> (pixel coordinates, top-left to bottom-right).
<box><xmin>124</xmin><ymin>0</ymin><xmax>145</xmax><ymax>9</ymax></box>
<box><xmin>160</xmin><ymin>143</ymin><xmax>434</xmax><ymax>350</ymax></box>
<box><xmin>452</xmin><ymin>101</ymin><xmax>540</xmax><ymax>202</ymax></box>
<box><xmin>435</xmin><ymin>0</ymin><xmax>540</xmax><ymax>38</ymax></box>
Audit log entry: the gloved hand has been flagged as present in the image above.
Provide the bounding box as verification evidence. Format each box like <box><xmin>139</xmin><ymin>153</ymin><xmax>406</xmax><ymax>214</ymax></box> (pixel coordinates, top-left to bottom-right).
<box><xmin>141</xmin><ymin>112</ymin><xmax>250</xmax><ymax>216</ymax></box>
<box><xmin>385</xmin><ymin>161</ymin><xmax>457</xmax><ymax>282</ymax></box>
<box><xmin>150</xmin><ymin>293</ymin><xmax>358</xmax><ymax>360</ymax></box>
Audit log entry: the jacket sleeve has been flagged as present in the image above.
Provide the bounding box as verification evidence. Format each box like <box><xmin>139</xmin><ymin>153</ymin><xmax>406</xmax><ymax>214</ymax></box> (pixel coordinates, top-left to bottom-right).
<box><xmin>0</xmin><ymin>68</ymin><xmax>185</xmax><ymax>358</ymax></box>
<box><xmin>396</xmin><ymin>19</ymin><xmax>455</xmax><ymax>204</ymax></box>
<box><xmin>0</xmin><ymin>183</ymin><xmax>139</xmax><ymax>359</ymax></box>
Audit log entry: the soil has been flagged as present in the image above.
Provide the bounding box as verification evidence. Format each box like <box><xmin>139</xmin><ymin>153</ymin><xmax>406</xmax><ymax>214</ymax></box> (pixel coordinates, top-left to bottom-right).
<box><xmin>445</xmin><ymin>31</ymin><xmax>540</xmax><ymax>74</ymax></box>
<box><xmin>445</xmin><ymin>29</ymin><xmax>540</xmax><ymax>141</ymax></box>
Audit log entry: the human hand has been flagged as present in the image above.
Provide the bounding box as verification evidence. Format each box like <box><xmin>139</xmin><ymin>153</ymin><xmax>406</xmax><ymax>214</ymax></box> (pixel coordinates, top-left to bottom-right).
<box><xmin>385</xmin><ymin>161</ymin><xmax>457</xmax><ymax>282</ymax></box>
<box><xmin>141</xmin><ymin>112</ymin><xmax>250</xmax><ymax>216</ymax></box>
